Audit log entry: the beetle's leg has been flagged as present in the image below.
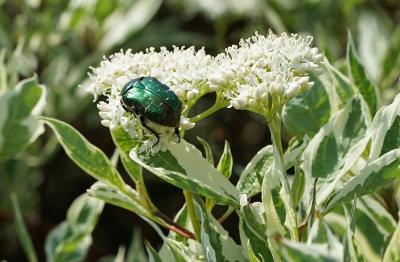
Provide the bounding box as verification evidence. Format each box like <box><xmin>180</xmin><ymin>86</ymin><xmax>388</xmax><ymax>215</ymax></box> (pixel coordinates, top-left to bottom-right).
<box><xmin>140</xmin><ymin>116</ymin><xmax>160</xmax><ymax>146</ymax></box>
<box><xmin>175</xmin><ymin>127</ymin><xmax>180</xmax><ymax>143</ymax></box>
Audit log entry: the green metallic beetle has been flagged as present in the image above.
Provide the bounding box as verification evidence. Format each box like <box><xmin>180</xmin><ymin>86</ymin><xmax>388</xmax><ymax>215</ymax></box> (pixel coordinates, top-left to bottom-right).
<box><xmin>120</xmin><ymin>77</ymin><xmax>182</xmax><ymax>145</ymax></box>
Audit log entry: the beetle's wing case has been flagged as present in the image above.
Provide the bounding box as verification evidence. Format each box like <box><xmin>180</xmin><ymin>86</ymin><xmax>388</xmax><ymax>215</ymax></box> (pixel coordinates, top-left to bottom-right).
<box><xmin>141</xmin><ymin>77</ymin><xmax>182</xmax><ymax>113</ymax></box>
<box><xmin>121</xmin><ymin>77</ymin><xmax>145</xmax><ymax>96</ymax></box>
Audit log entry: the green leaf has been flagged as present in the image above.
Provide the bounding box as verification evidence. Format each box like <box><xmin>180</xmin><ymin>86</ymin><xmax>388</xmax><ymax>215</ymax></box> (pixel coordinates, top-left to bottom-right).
<box><xmin>302</xmin><ymin>96</ymin><xmax>369</xmax><ymax>206</ymax></box>
<box><xmin>45</xmin><ymin>194</ymin><xmax>104</xmax><ymax>262</ymax></box>
<box><xmin>290</xmin><ymin>165</ymin><xmax>305</xmax><ymax>208</ymax></box>
<box><xmin>239</xmin><ymin>202</ymin><xmax>273</xmax><ymax>262</ymax></box>
<box><xmin>217</xmin><ymin>140</ymin><xmax>233</xmax><ymax>179</ymax></box>
<box><xmin>357</xmin><ymin>196</ymin><xmax>396</xmax><ymax>237</ymax></box>
<box><xmin>197</xmin><ymin>136</ymin><xmax>214</xmax><ymax>165</ymax></box>
<box><xmin>282</xmin><ymin>77</ymin><xmax>330</xmax><ymax>136</ymax></box>
<box><xmin>146</xmin><ymin>243</ymin><xmax>163</xmax><ymax>262</ymax></box>
<box><xmin>369</xmin><ymin>93</ymin><xmax>400</xmax><ymax>160</ymax></box>
<box><xmin>383</xmin><ymin>219</ymin><xmax>400</xmax><ymax>262</ymax></box>
<box><xmin>11</xmin><ymin>193</ymin><xmax>38</xmax><ymax>262</ymax></box>
<box><xmin>42</xmin><ymin>117</ymin><xmax>125</xmax><ymax>189</ymax></box>
<box><xmin>283</xmin><ymin>220</ymin><xmax>342</xmax><ymax>261</ymax></box>
<box><xmin>195</xmin><ymin>199</ymin><xmax>246</xmax><ymax>262</ymax></box>
<box><xmin>166</xmin><ymin>238</ymin><xmax>203</xmax><ymax>262</ymax></box>
<box><xmin>111</xmin><ymin>126</ymin><xmax>142</xmax><ymax>183</ymax></box>
<box><xmin>381</xmin><ymin>27</ymin><xmax>400</xmax><ymax>86</ymax></box>
<box><xmin>342</xmin><ymin>201</ymin><xmax>358</xmax><ymax>262</ymax></box>
<box><xmin>347</xmin><ymin>32</ymin><xmax>379</xmax><ymax>116</ymax></box>
<box><xmin>325</xmin><ymin>196</ymin><xmax>394</xmax><ymax>260</ymax></box>
<box><xmin>325</xmin><ymin>61</ymin><xmax>354</xmax><ymax>106</ymax></box>
<box><xmin>283</xmin><ymin>136</ymin><xmax>307</xmax><ymax>171</ymax></box>
<box><xmin>324</xmin><ymin>149</ymin><xmax>400</xmax><ymax>213</ymax></box>
<box><xmin>236</xmin><ymin>145</ymin><xmax>274</xmax><ymax>197</ymax></box>
<box><xmin>307</xmin><ymin>219</ymin><xmax>342</xmax><ymax>249</ymax></box>
<box><xmin>87</xmin><ymin>182</ymin><xmax>153</xmax><ymax>220</ymax></box>
<box><xmin>130</xmin><ymin>140</ymin><xmax>240</xmax><ymax>207</ymax></box>
<box><xmin>126</xmin><ymin>229</ymin><xmax>147</xmax><ymax>262</ymax></box>
<box><xmin>168</xmin><ymin>204</ymin><xmax>191</xmax><ymax>243</ymax></box>
<box><xmin>281</xmin><ymin>239</ymin><xmax>341</xmax><ymax>262</ymax></box>
<box><xmin>0</xmin><ymin>77</ymin><xmax>46</xmax><ymax>160</ymax></box>
<box><xmin>100</xmin><ymin>0</ymin><xmax>162</xmax><ymax>50</ymax></box>
<box><xmin>358</xmin><ymin>11</ymin><xmax>390</xmax><ymax>81</ymax></box>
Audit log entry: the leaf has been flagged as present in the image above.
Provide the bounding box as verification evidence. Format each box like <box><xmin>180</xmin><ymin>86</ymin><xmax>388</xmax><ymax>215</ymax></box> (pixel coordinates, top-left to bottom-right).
<box><xmin>381</xmin><ymin>27</ymin><xmax>400</xmax><ymax>85</ymax></box>
<box><xmin>42</xmin><ymin>117</ymin><xmax>125</xmax><ymax>189</ymax></box>
<box><xmin>11</xmin><ymin>193</ymin><xmax>38</xmax><ymax>262</ymax></box>
<box><xmin>324</xmin><ymin>149</ymin><xmax>400</xmax><ymax>213</ymax></box>
<box><xmin>217</xmin><ymin>140</ymin><xmax>233</xmax><ymax>179</ymax></box>
<box><xmin>130</xmin><ymin>140</ymin><xmax>240</xmax><ymax>207</ymax></box>
<box><xmin>283</xmin><ymin>136</ymin><xmax>307</xmax><ymax>171</ymax></box>
<box><xmin>347</xmin><ymin>31</ymin><xmax>379</xmax><ymax>116</ymax></box>
<box><xmin>236</xmin><ymin>145</ymin><xmax>274</xmax><ymax>197</ymax></box>
<box><xmin>282</xmin><ymin>219</ymin><xmax>343</xmax><ymax>261</ymax></box>
<box><xmin>146</xmin><ymin>243</ymin><xmax>163</xmax><ymax>262</ymax></box>
<box><xmin>302</xmin><ymin>96</ymin><xmax>370</xmax><ymax>206</ymax></box>
<box><xmin>166</xmin><ymin>238</ymin><xmax>203</xmax><ymax>262</ymax></box>
<box><xmin>111</xmin><ymin>126</ymin><xmax>142</xmax><ymax>183</ymax></box>
<box><xmin>0</xmin><ymin>77</ymin><xmax>46</xmax><ymax>160</ymax></box>
<box><xmin>383</xmin><ymin>219</ymin><xmax>400</xmax><ymax>262</ymax></box>
<box><xmin>281</xmin><ymin>239</ymin><xmax>341</xmax><ymax>262</ymax></box>
<box><xmin>100</xmin><ymin>0</ymin><xmax>162</xmax><ymax>50</ymax></box>
<box><xmin>197</xmin><ymin>136</ymin><xmax>214</xmax><ymax>165</ymax></box>
<box><xmin>325</xmin><ymin>61</ymin><xmax>354</xmax><ymax>106</ymax></box>
<box><xmin>307</xmin><ymin>219</ymin><xmax>343</xmax><ymax>251</ymax></box>
<box><xmin>195</xmin><ymin>199</ymin><xmax>246</xmax><ymax>262</ymax></box>
<box><xmin>45</xmin><ymin>194</ymin><xmax>104</xmax><ymax>262</ymax></box>
<box><xmin>282</xmin><ymin>76</ymin><xmax>331</xmax><ymax>136</ymax></box>
<box><xmin>358</xmin><ymin>11</ymin><xmax>390</xmax><ymax>81</ymax></box>
<box><xmin>87</xmin><ymin>182</ymin><xmax>153</xmax><ymax>220</ymax></box>
<box><xmin>369</xmin><ymin>93</ymin><xmax>400</xmax><ymax>160</ymax></box>
<box><xmin>290</xmin><ymin>165</ymin><xmax>305</xmax><ymax>208</ymax></box>
<box><xmin>126</xmin><ymin>229</ymin><xmax>147</xmax><ymax>262</ymax></box>
<box><xmin>239</xmin><ymin>202</ymin><xmax>273</xmax><ymax>262</ymax></box>
<box><xmin>324</xmin><ymin>196</ymin><xmax>394</xmax><ymax>260</ymax></box>
<box><xmin>342</xmin><ymin>201</ymin><xmax>358</xmax><ymax>262</ymax></box>
<box><xmin>357</xmin><ymin>196</ymin><xmax>396</xmax><ymax>236</ymax></box>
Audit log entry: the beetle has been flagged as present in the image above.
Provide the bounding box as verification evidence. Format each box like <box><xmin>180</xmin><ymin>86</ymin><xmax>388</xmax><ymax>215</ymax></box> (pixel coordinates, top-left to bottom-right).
<box><xmin>120</xmin><ymin>77</ymin><xmax>182</xmax><ymax>145</ymax></box>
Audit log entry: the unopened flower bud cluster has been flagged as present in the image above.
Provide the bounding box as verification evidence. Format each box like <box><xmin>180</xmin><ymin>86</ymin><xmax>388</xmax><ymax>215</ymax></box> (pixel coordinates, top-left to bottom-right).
<box><xmin>87</xmin><ymin>30</ymin><xmax>323</xmax><ymax>151</ymax></box>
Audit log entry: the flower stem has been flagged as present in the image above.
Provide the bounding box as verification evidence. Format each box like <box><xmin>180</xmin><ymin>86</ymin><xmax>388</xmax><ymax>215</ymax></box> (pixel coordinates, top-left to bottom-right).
<box><xmin>218</xmin><ymin>206</ymin><xmax>234</xmax><ymax>224</ymax></box>
<box><xmin>191</xmin><ymin>98</ymin><xmax>229</xmax><ymax>123</ymax></box>
<box><xmin>183</xmin><ymin>190</ymin><xmax>201</xmax><ymax>240</ymax></box>
<box><xmin>268</xmin><ymin>114</ymin><xmax>299</xmax><ymax>240</ymax></box>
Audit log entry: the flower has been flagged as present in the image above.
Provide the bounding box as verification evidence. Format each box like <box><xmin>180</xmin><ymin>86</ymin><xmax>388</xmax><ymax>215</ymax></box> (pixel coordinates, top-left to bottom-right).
<box><xmin>210</xmin><ymin>31</ymin><xmax>323</xmax><ymax>116</ymax></box>
<box><xmin>86</xmin><ymin>46</ymin><xmax>215</xmax><ymax>152</ymax></box>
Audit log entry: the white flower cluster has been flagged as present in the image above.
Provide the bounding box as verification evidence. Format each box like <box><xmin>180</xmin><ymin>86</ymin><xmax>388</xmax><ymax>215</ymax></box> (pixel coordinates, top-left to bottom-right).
<box><xmin>88</xmin><ymin>46</ymin><xmax>215</xmax><ymax>103</ymax></box>
<box><xmin>169</xmin><ymin>0</ymin><xmax>263</xmax><ymax>20</ymax></box>
<box><xmin>87</xmin><ymin>30</ymin><xmax>323</xmax><ymax>152</ymax></box>
<box><xmin>210</xmin><ymin>31</ymin><xmax>323</xmax><ymax>116</ymax></box>
<box><xmin>87</xmin><ymin>46</ymin><xmax>215</xmax><ymax>152</ymax></box>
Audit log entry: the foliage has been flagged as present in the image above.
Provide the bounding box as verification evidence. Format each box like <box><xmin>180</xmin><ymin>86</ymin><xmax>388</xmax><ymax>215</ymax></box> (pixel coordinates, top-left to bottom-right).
<box><xmin>1</xmin><ymin>0</ymin><xmax>400</xmax><ymax>261</ymax></box>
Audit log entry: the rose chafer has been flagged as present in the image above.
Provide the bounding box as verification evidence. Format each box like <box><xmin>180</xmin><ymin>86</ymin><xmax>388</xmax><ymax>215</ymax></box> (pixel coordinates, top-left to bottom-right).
<box><xmin>120</xmin><ymin>77</ymin><xmax>182</xmax><ymax>144</ymax></box>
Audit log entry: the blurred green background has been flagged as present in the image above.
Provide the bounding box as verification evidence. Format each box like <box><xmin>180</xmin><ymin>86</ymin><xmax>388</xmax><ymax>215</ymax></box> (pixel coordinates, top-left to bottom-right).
<box><xmin>0</xmin><ymin>0</ymin><xmax>399</xmax><ymax>260</ymax></box>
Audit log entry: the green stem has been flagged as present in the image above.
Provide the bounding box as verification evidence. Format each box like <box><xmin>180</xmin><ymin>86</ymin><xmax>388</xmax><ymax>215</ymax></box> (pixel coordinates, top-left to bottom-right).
<box><xmin>11</xmin><ymin>193</ymin><xmax>38</xmax><ymax>262</ymax></box>
<box><xmin>191</xmin><ymin>98</ymin><xmax>229</xmax><ymax>123</ymax></box>
<box><xmin>136</xmin><ymin>171</ymin><xmax>158</xmax><ymax>213</ymax></box>
<box><xmin>218</xmin><ymin>207</ymin><xmax>234</xmax><ymax>224</ymax></box>
<box><xmin>183</xmin><ymin>190</ymin><xmax>201</xmax><ymax>240</ymax></box>
<box><xmin>268</xmin><ymin>114</ymin><xmax>299</xmax><ymax>240</ymax></box>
